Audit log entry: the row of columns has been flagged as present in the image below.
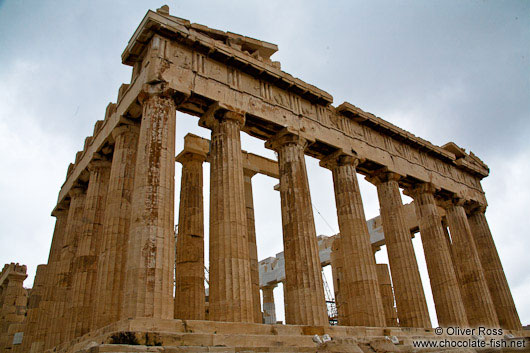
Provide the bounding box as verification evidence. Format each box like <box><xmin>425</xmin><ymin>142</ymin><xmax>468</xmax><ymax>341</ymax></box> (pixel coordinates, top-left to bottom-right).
<box><xmin>26</xmin><ymin>85</ymin><xmax>178</xmax><ymax>350</ymax></box>
<box><xmin>168</xmin><ymin>107</ymin><xmax>522</xmax><ymax>331</ymax></box>
<box><xmin>26</xmin><ymin>88</ymin><xmax>521</xmax><ymax>350</ymax></box>
<box><xmin>326</xmin><ymin>175</ymin><xmax>520</xmax><ymax>330</ymax></box>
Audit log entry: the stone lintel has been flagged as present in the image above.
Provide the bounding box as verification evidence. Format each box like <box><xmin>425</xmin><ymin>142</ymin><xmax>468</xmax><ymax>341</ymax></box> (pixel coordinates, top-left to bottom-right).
<box><xmin>177</xmin><ymin>133</ymin><xmax>279</xmax><ymax>179</ymax></box>
<box><xmin>0</xmin><ymin>263</ymin><xmax>27</xmax><ymax>287</ymax></box>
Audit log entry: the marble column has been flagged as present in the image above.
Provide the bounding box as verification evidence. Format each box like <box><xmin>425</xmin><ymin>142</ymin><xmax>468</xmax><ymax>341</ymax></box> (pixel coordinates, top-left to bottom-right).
<box><xmin>441</xmin><ymin>219</ymin><xmax>455</xmax><ymax>265</ymax></box>
<box><xmin>266</xmin><ymin>130</ymin><xmax>328</xmax><ymax>326</ymax></box>
<box><xmin>244</xmin><ymin>170</ymin><xmax>262</xmax><ymax>323</ymax></box>
<box><xmin>367</xmin><ymin>172</ymin><xmax>431</xmax><ymax>328</ymax></box>
<box><xmin>376</xmin><ymin>264</ymin><xmax>398</xmax><ymax>327</ymax></box>
<box><xmin>445</xmin><ymin>199</ymin><xmax>499</xmax><ymax>327</ymax></box>
<box><xmin>468</xmin><ymin>208</ymin><xmax>521</xmax><ymax>330</ymax></box>
<box><xmin>407</xmin><ymin>184</ymin><xmax>468</xmax><ymax>327</ymax></box>
<box><xmin>20</xmin><ymin>264</ymin><xmax>46</xmax><ymax>352</ymax></box>
<box><xmin>174</xmin><ymin>150</ymin><xmax>206</xmax><ymax>320</ymax></box>
<box><xmin>262</xmin><ymin>285</ymin><xmax>277</xmax><ymax>324</ymax></box>
<box><xmin>330</xmin><ymin>236</ymin><xmax>346</xmax><ymax>325</ymax></box>
<box><xmin>122</xmin><ymin>88</ymin><xmax>176</xmax><ymax>319</ymax></box>
<box><xmin>48</xmin><ymin>187</ymin><xmax>86</xmax><ymax>347</ymax></box>
<box><xmin>34</xmin><ymin>208</ymin><xmax>68</xmax><ymax>350</ymax></box>
<box><xmin>321</xmin><ymin>152</ymin><xmax>385</xmax><ymax>327</ymax></box>
<box><xmin>206</xmin><ymin>109</ymin><xmax>254</xmax><ymax>322</ymax></box>
<box><xmin>68</xmin><ymin>159</ymin><xmax>111</xmax><ymax>340</ymax></box>
<box><xmin>0</xmin><ymin>266</ymin><xmax>27</xmax><ymax>352</ymax></box>
<box><xmin>94</xmin><ymin>123</ymin><xmax>139</xmax><ymax>328</ymax></box>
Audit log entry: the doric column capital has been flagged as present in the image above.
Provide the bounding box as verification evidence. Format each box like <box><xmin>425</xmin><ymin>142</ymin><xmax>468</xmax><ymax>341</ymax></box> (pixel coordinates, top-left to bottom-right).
<box><xmin>319</xmin><ymin>149</ymin><xmax>361</xmax><ymax>170</ymax></box>
<box><xmin>138</xmin><ymin>82</ymin><xmax>178</xmax><ymax>105</ymax></box>
<box><xmin>175</xmin><ymin>151</ymin><xmax>207</xmax><ymax>165</ymax></box>
<box><xmin>199</xmin><ymin>102</ymin><xmax>246</xmax><ymax>129</ymax></box>
<box><xmin>223</xmin><ymin>110</ymin><xmax>246</xmax><ymax>125</ymax></box>
<box><xmin>68</xmin><ymin>186</ymin><xmax>86</xmax><ymax>198</ymax></box>
<box><xmin>403</xmin><ymin>182</ymin><xmax>439</xmax><ymax>198</ymax></box>
<box><xmin>365</xmin><ymin>169</ymin><xmax>402</xmax><ymax>186</ymax></box>
<box><xmin>111</xmin><ymin>121</ymin><xmax>140</xmax><ymax>140</ymax></box>
<box><xmin>438</xmin><ymin>195</ymin><xmax>466</xmax><ymax>210</ymax></box>
<box><xmin>466</xmin><ymin>201</ymin><xmax>488</xmax><ymax>215</ymax></box>
<box><xmin>7</xmin><ymin>272</ymin><xmax>27</xmax><ymax>282</ymax></box>
<box><xmin>87</xmin><ymin>158</ymin><xmax>112</xmax><ymax>172</ymax></box>
<box><xmin>264</xmin><ymin>127</ymin><xmax>310</xmax><ymax>152</ymax></box>
<box><xmin>51</xmin><ymin>207</ymin><xmax>68</xmax><ymax>218</ymax></box>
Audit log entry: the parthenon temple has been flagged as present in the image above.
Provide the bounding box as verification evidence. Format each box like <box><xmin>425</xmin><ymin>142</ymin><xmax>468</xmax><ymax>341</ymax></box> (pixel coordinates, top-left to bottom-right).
<box><xmin>1</xmin><ymin>5</ymin><xmax>527</xmax><ymax>353</ymax></box>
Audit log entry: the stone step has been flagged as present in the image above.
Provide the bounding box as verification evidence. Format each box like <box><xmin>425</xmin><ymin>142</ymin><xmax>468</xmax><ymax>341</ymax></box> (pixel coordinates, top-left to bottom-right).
<box><xmin>122</xmin><ymin>318</ymin><xmax>433</xmax><ymax>339</ymax></box>
<box><xmin>88</xmin><ymin>344</ymin><xmax>319</xmax><ymax>353</ymax></box>
<box><xmin>104</xmin><ymin>331</ymin><xmax>318</xmax><ymax>349</ymax></box>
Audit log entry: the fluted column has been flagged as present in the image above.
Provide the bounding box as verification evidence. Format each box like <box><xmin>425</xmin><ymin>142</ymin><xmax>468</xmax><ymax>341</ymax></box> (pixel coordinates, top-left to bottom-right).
<box><xmin>266</xmin><ymin>130</ymin><xmax>328</xmax><ymax>326</ymax></box>
<box><xmin>262</xmin><ymin>285</ymin><xmax>277</xmax><ymax>324</ymax></box>
<box><xmin>444</xmin><ymin>199</ymin><xmax>499</xmax><ymax>327</ymax></box>
<box><xmin>48</xmin><ymin>187</ymin><xmax>86</xmax><ymax>347</ymax></box>
<box><xmin>174</xmin><ymin>151</ymin><xmax>206</xmax><ymax>320</ymax></box>
<box><xmin>0</xmin><ymin>267</ymin><xmax>27</xmax><ymax>351</ymax></box>
<box><xmin>321</xmin><ymin>152</ymin><xmax>385</xmax><ymax>327</ymax></box>
<box><xmin>330</xmin><ymin>236</ymin><xmax>346</xmax><ymax>325</ymax></box>
<box><xmin>33</xmin><ymin>208</ymin><xmax>68</xmax><ymax>350</ymax></box>
<box><xmin>67</xmin><ymin>159</ymin><xmax>111</xmax><ymax>340</ymax></box>
<box><xmin>122</xmin><ymin>87</ymin><xmax>176</xmax><ymax>319</ymax></box>
<box><xmin>468</xmin><ymin>208</ymin><xmax>521</xmax><ymax>330</ymax></box>
<box><xmin>407</xmin><ymin>183</ymin><xmax>468</xmax><ymax>327</ymax></box>
<box><xmin>205</xmin><ymin>109</ymin><xmax>254</xmax><ymax>322</ymax></box>
<box><xmin>20</xmin><ymin>264</ymin><xmax>46</xmax><ymax>352</ymax></box>
<box><xmin>244</xmin><ymin>170</ymin><xmax>262</xmax><ymax>323</ymax></box>
<box><xmin>441</xmin><ymin>219</ymin><xmax>455</xmax><ymax>265</ymax></box>
<box><xmin>376</xmin><ymin>264</ymin><xmax>398</xmax><ymax>327</ymax></box>
<box><xmin>94</xmin><ymin>123</ymin><xmax>139</xmax><ymax>328</ymax></box>
<box><xmin>367</xmin><ymin>172</ymin><xmax>431</xmax><ymax>328</ymax></box>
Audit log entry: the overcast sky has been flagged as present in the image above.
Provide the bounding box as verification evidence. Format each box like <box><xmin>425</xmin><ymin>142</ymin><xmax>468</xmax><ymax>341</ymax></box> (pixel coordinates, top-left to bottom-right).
<box><xmin>0</xmin><ymin>0</ymin><xmax>528</xmax><ymax>328</ymax></box>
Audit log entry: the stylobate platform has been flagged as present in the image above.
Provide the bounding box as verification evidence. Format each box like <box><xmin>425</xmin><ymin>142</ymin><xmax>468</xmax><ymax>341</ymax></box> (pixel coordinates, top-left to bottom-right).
<box><xmin>47</xmin><ymin>319</ymin><xmax>530</xmax><ymax>353</ymax></box>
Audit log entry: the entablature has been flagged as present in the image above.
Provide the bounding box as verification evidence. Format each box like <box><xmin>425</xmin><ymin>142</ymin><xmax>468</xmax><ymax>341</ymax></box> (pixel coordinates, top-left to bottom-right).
<box><xmin>122</xmin><ymin>9</ymin><xmax>332</xmax><ymax>106</ymax></box>
<box><xmin>54</xmin><ymin>7</ymin><xmax>491</xmax><ymax>213</ymax></box>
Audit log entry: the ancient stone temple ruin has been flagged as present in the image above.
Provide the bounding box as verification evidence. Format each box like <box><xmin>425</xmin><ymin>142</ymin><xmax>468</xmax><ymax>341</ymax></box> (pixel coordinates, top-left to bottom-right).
<box><xmin>1</xmin><ymin>5</ymin><xmax>528</xmax><ymax>352</ymax></box>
